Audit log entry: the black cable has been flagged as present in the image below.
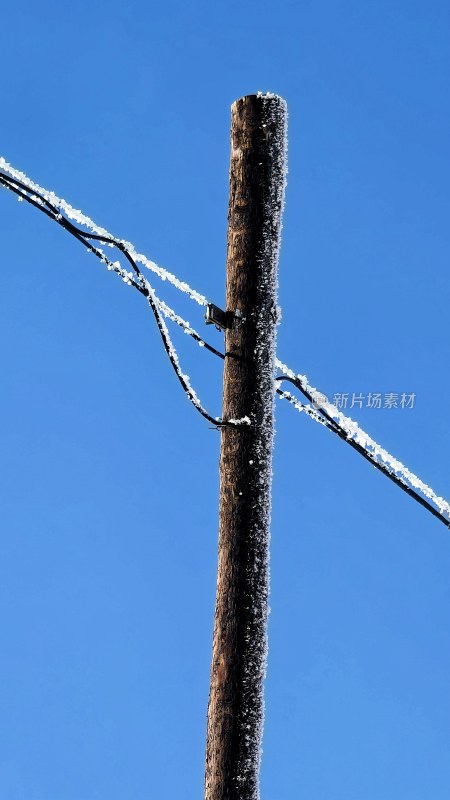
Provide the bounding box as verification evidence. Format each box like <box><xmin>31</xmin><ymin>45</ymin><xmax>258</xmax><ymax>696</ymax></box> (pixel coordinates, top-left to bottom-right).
<box><xmin>0</xmin><ymin>175</ymin><xmax>143</xmax><ymax>289</ymax></box>
<box><xmin>0</xmin><ymin>171</ymin><xmax>237</xmax><ymax>428</ymax></box>
<box><xmin>276</xmin><ymin>375</ymin><xmax>450</xmax><ymax>530</ymax></box>
<box><xmin>2</xmin><ymin>169</ymin><xmax>449</xmax><ymax>528</ymax></box>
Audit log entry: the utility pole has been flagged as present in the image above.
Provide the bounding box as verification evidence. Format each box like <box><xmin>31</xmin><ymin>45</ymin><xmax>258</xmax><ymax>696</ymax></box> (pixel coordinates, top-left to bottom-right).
<box><xmin>204</xmin><ymin>94</ymin><xmax>287</xmax><ymax>800</ymax></box>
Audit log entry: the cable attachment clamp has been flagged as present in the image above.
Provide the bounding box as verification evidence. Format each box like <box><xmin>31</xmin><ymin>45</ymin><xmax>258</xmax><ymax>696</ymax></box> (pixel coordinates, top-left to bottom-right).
<box><xmin>205</xmin><ymin>304</ymin><xmax>243</xmax><ymax>331</ymax></box>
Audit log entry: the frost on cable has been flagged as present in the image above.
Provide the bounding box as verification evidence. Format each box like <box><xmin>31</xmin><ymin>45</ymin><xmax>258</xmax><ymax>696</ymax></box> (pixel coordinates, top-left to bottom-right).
<box><xmin>276</xmin><ymin>358</ymin><xmax>450</xmax><ymax>520</ymax></box>
<box><xmin>141</xmin><ymin>278</ymin><xmax>206</xmax><ymax>414</ymax></box>
<box><xmin>0</xmin><ymin>159</ymin><xmax>245</xmax><ymax>427</ymax></box>
<box><xmin>277</xmin><ymin>389</ymin><xmax>329</xmax><ymax>427</ymax></box>
<box><xmin>2</xmin><ymin>157</ymin><xmax>448</xmax><ymax>524</ymax></box>
<box><xmin>0</xmin><ymin>157</ymin><xmax>207</xmax><ymax>306</ymax></box>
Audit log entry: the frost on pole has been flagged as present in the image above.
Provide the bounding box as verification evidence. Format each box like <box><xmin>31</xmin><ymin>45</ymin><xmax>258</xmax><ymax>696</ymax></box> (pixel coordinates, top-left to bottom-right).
<box><xmin>204</xmin><ymin>94</ymin><xmax>287</xmax><ymax>800</ymax></box>
<box><xmin>1</xmin><ymin>157</ymin><xmax>448</xmax><ymax>520</ymax></box>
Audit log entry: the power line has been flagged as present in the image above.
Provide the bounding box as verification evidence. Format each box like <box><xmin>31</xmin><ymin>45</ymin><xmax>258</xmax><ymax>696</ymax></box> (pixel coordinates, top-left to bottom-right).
<box><xmin>1</xmin><ymin>163</ymin><xmax>449</xmax><ymax>530</ymax></box>
<box><xmin>276</xmin><ymin>360</ymin><xmax>450</xmax><ymax>522</ymax></box>
<box><xmin>0</xmin><ymin>157</ymin><xmax>207</xmax><ymax>305</ymax></box>
<box><xmin>275</xmin><ymin>375</ymin><xmax>450</xmax><ymax>530</ymax></box>
<box><xmin>136</xmin><ymin>296</ymin><xmax>450</xmax><ymax>531</ymax></box>
<box><xmin>134</xmin><ymin>301</ymin><xmax>450</xmax><ymax>532</ymax></box>
<box><xmin>0</xmin><ymin>170</ymin><xmax>242</xmax><ymax>428</ymax></box>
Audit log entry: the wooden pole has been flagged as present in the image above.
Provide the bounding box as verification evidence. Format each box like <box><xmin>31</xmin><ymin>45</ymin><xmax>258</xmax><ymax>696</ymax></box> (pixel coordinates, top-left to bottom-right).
<box><xmin>204</xmin><ymin>94</ymin><xmax>287</xmax><ymax>800</ymax></box>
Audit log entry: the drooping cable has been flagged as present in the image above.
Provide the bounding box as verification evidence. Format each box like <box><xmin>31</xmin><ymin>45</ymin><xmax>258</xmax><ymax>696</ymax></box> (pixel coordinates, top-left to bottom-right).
<box><xmin>0</xmin><ymin>158</ymin><xmax>207</xmax><ymax>305</ymax></box>
<box><xmin>1</xmin><ymin>165</ymin><xmax>449</xmax><ymax>529</ymax></box>
<box><xmin>0</xmin><ymin>171</ymin><xmax>245</xmax><ymax>428</ymax></box>
<box><xmin>122</xmin><ymin>291</ymin><xmax>450</xmax><ymax>529</ymax></box>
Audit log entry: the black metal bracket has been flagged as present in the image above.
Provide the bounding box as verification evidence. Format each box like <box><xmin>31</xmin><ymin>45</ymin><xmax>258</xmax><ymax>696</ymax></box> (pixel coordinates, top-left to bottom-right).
<box><xmin>205</xmin><ymin>304</ymin><xmax>243</xmax><ymax>331</ymax></box>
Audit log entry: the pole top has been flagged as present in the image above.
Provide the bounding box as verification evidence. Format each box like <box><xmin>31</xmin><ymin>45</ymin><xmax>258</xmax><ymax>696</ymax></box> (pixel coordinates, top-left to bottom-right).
<box><xmin>232</xmin><ymin>93</ymin><xmax>287</xmax><ymax>112</ymax></box>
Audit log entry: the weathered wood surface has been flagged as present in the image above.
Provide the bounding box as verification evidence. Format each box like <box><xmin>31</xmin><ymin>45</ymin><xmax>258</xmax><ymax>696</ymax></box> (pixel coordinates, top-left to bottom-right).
<box><xmin>204</xmin><ymin>94</ymin><xmax>287</xmax><ymax>800</ymax></box>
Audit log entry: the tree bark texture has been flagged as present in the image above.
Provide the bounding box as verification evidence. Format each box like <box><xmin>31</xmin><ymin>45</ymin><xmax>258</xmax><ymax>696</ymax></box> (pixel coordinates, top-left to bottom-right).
<box><xmin>204</xmin><ymin>94</ymin><xmax>287</xmax><ymax>800</ymax></box>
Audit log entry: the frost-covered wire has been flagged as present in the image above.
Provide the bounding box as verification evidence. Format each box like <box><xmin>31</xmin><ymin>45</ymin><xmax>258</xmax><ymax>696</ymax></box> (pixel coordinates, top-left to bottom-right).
<box><xmin>136</xmin><ymin>290</ymin><xmax>450</xmax><ymax>529</ymax></box>
<box><xmin>2</xmin><ymin>163</ymin><xmax>449</xmax><ymax>529</ymax></box>
<box><xmin>276</xmin><ymin>369</ymin><xmax>450</xmax><ymax>530</ymax></box>
<box><xmin>276</xmin><ymin>389</ymin><xmax>331</xmax><ymax>428</ymax></box>
<box><xmin>276</xmin><ymin>359</ymin><xmax>450</xmax><ymax>519</ymax></box>
<box><xmin>0</xmin><ymin>173</ymin><xmax>139</xmax><ymax>287</ymax></box>
<box><xmin>0</xmin><ymin>169</ymin><xmax>244</xmax><ymax>428</ymax></box>
<box><xmin>147</xmin><ymin>296</ymin><xmax>450</xmax><ymax>530</ymax></box>
<box><xmin>0</xmin><ymin>157</ymin><xmax>207</xmax><ymax>305</ymax></box>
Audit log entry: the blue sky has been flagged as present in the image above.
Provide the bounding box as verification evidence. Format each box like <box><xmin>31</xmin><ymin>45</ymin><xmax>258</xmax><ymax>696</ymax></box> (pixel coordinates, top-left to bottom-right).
<box><xmin>1</xmin><ymin>1</ymin><xmax>449</xmax><ymax>798</ymax></box>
